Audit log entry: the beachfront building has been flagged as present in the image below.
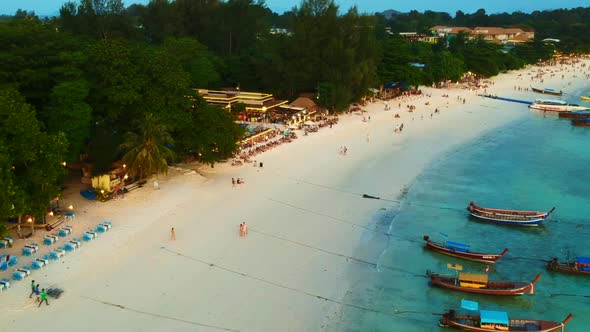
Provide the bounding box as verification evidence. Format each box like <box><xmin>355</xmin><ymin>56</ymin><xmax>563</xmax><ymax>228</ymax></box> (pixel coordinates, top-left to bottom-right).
<box><xmin>196</xmin><ymin>88</ymin><xmax>288</xmax><ymax>122</ymax></box>
<box><xmin>431</xmin><ymin>26</ymin><xmax>534</xmax><ymax>44</ymax></box>
<box><xmin>273</xmin><ymin>97</ymin><xmax>319</xmax><ymax>126</ymax></box>
<box><xmin>398</xmin><ymin>32</ymin><xmax>440</xmax><ymax>44</ymax></box>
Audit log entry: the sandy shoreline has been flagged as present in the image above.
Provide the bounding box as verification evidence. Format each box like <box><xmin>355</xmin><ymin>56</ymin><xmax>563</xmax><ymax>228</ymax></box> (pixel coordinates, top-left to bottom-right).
<box><xmin>1</xmin><ymin>60</ymin><xmax>589</xmax><ymax>332</ymax></box>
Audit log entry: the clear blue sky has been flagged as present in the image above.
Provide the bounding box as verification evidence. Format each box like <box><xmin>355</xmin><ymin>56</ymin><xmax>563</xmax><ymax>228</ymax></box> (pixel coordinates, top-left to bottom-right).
<box><xmin>3</xmin><ymin>0</ymin><xmax>588</xmax><ymax>16</ymax></box>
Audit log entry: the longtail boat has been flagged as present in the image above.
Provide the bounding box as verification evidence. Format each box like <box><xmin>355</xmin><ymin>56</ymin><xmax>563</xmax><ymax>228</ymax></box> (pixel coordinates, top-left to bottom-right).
<box><xmin>423</xmin><ymin>235</ymin><xmax>508</xmax><ymax>264</ymax></box>
<box><xmin>427</xmin><ymin>271</ymin><xmax>541</xmax><ymax>296</ymax></box>
<box><xmin>572</xmin><ymin>119</ymin><xmax>590</xmax><ymax>127</ymax></box>
<box><xmin>439</xmin><ymin>306</ymin><xmax>573</xmax><ymax>332</ymax></box>
<box><xmin>558</xmin><ymin>110</ymin><xmax>590</xmax><ymax>118</ymax></box>
<box><xmin>547</xmin><ymin>256</ymin><xmax>590</xmax><ymax>276</ymax></box>
<box><xmin>466</xmin><ymin>201</ymin><xmax>555</xmax><ymax>226</ymax></box>
<box><xmin>531</xmin><ymin>87</ymin><xmax>563</xmax><ymax>96</ymax></box>
<box><xmin>581</xmin><ymin>96</ymin><xmax>590</xmax><ymax>101</ymax></box>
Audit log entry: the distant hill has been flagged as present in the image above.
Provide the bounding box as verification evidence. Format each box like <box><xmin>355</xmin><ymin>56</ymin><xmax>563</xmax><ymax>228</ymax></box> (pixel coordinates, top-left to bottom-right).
<box><xmin>380</xmin><ymin>10</ymin><xmax>402</xmax><ymax>19</ymax></box>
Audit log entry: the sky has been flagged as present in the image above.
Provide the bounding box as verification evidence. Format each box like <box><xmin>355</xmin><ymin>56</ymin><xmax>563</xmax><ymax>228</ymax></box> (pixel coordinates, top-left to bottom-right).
<box><xmin>2</xmin><ymin>0</ymin><xmax>588</xmax><ymax>16</ymax></box>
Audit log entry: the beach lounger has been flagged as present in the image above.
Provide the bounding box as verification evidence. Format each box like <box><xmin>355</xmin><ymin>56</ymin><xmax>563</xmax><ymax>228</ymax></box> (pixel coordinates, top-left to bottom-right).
<box><xmin>58</xmin><ymin>226</ymin><xmax>73</xmax><ymax>237</ymax></box>
<box><xmin>43</xmin><ymin>235</ymin><xmax>58</xmax><ymax>245</ymax></box>
<box><xmin>12</xmin><ymin>267</ymin><xmax>31</xmax><ymax>281</ymax></box>
<box><xmin>64</xmin><ymin>242</ymin><xmax>78</xmax><ymax>252</ymax></box>
<box><xmin>50</xmin><ymin>248</ymin><xmax>65</xmax><ymax>260</ymax></box>
<box><xmin>31</xmin><ymin>258</ymin><xmax>48</xmax><ymax>270</ymax></box>
<box><xmin>0</xmin><ymin>278</ymin><xmax>10</xmax><ymax>292</ymax></box>
<box><xmin>0</xmin><ymin>236</ymin><xmax>13</xmax><ymax>248</ymax></box>
<box><xmin>22</xmin><ymin>243</ymin><xmax>39</xmax><ymax>256</ymax></box>
<box><xmin>7</xmin><ymin>255</ymin><xmax>17</xmax><ymax>267</ymax></box>
<box><xmin>0</xmin><ymin>261</ymin><xmax>6</xmax><ymax>272</ymax></box>
<box><xmin>83</xmin><ymin>231</ymin><xmax>97</xmax><ymax>241</ymax></box>
<box><xmin>96</xmin><ymin>224</ymin><xmax>110</xmax><ymax>233</ymax></box>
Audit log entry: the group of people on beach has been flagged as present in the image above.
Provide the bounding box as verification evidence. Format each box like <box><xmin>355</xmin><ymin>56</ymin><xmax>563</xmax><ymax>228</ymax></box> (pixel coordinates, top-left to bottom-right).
<box><xmin>29</xmin><ymin>280</ymin><xmax>49</xmax><ymax>307</ymax></box>
<box><xmin>231</xmin><ymin>177</ymin><xmax>245</xmax><ymax>187</ymax></box>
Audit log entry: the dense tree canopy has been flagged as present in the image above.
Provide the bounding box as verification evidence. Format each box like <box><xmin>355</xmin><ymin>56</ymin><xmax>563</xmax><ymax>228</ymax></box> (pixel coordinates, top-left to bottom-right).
<box><xmin>1</xmin><ymin>2</ymin><xmax>589</xmax><ymax>222</ymax></box>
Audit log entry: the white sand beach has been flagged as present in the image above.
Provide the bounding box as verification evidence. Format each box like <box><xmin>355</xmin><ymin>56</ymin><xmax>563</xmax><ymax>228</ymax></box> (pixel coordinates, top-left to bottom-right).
<box><xmin>1</xmin><ymin>59</ymin><xmax>589</xmax><ymax>332</ymax></box>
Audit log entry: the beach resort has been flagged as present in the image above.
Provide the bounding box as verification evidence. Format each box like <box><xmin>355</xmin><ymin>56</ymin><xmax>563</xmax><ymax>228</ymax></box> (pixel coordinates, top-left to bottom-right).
<box><xmin>1</xmin><ymin>55</ymin><xmax>589</xmax><ymax>331</ymax></box>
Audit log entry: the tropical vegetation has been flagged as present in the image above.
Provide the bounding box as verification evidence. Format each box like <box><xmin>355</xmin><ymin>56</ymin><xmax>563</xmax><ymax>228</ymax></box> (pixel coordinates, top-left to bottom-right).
<box><xmin>1</xmin><ymin>0</ymin><xmax>589</xmax><ymax>228</ymax></box>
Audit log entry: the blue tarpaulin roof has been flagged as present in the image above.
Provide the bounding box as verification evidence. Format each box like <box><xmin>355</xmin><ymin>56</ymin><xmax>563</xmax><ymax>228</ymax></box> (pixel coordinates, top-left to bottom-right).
<box><xmin>576</xmin><ymin>257</ymin><xmax>590</xmax><ymax>264</ymax></box>
<box><xmin>446</xmin><ymin>240</ymin><xmax>469</xmax><ymax>248</ymax></box>
<box><xmin>461</xmin><ymin>299</ymin><xmax>479</xmax><ymax>311</ymax></box>
<box><xmin>480</xmin><ymin>310</ymin><xmax>509</xmax><ymax>325</ymax></box>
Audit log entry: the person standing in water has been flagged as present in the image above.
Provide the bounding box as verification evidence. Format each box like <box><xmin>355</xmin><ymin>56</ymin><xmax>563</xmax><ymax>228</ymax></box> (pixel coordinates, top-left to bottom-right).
<box><xmin>170</xmin><ymin>227</ymin><xmax>176</xmax><ymax>241</ymax></box>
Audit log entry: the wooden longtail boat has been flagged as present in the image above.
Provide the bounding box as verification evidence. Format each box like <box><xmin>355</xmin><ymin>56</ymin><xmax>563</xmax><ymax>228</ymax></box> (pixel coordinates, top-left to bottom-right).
<box><xmin>581</xmin><ymin>96</ymin><xmax>590</xmax><ymax>101</ymax></box>
<box><xmin>439</xmin><ymin>309</ymin><xmax>573</xmax><ymax>332</ymax></box>
<box><xmin>423</xmin><ymin>236</ymin><xmax>508</xmax><ymax>264</ymax></box>
<box><xmin>466</xmin><ymin>201</ymin><xmax>555</xmax><ymax>226</ymax></box>
<box><xmin>547</xmin><ymin>257</ymin><xmax>590</xmax><ymax>276</ymax></box>
<box><xmin>558</xmin><ymin>110</ymin><xmax>590</xmax><ymax>118</ymax></box>
<box><xmin>531</xmin><ymin>87</ymin><xmax>563</xmax><ymax>96</ymax></box>
<box><xmin>572</xmin><ymin>119</ymin><xmax>590</xmax><ymax>127</ymax></box>
<box><xmin>427</xmin><ymin>271</ymin><xmax>541</xmax><ymax>296</ymax></box>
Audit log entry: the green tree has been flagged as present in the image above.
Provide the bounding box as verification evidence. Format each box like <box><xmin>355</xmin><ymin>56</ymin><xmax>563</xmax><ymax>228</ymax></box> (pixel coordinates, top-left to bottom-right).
<box><xmin>177</xmin><ymin>97</ymin><xmax>244</xmax><ymax>167</ymax></box>
<box><xmin>0</xmin><ymin>89</ymin><xmax>68</xmax><ymax>223</ymax></box>
<box><xmin>119</xmin><ymin>113</ymin><xmax>175</xmax><ymax>179</ymax></box>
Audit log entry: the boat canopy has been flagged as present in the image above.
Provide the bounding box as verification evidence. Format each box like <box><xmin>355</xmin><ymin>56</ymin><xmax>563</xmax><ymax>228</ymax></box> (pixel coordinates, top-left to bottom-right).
<box><xmin>461</xmin><ymin>299</ymin><xmax>479</xmax><ymax>310</ymax></box>
<box><xmin>575</xmin><ymin>257</ymin><xmax>590</xmax><ymax>264</ymax></box>
<box><xmin>446</xmin><ymin>240</ymin><xmax>469</xmax><ymax>249</ymax></box>
<box><xmin>459</xmin><ymin>273</ymin><xmax>488</xmax><ymax>283</ymax></box>
<box><xmin>480</xmin><ymin>310</ymin><xmax>509</xmax><ymax>325</ymax></box>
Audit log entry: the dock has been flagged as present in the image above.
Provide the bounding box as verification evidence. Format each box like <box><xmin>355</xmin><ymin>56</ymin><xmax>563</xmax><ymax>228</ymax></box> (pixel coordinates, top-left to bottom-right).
<box><xmin>479</xmin><ymin>95</ymin><xmax>533</xmax><ymax>105</ymax></box>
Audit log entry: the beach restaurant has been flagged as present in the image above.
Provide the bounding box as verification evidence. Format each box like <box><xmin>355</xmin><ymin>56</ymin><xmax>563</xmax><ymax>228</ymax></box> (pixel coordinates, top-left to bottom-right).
<box><xmin>196</xmin><ymin>88</ymin><xmax>288</xmax><ymax>122</ymax></box>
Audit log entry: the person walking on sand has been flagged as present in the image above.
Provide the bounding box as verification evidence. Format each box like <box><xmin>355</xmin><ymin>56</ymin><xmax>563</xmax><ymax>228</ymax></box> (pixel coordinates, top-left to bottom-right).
<box><xmin>29</xmin><ymin>280</ymin><xmax>36</xmax><ymax>298</ymax></box>
<box><xmin>242</xmin><ymin>222</ymin><xmax>248</xmax><ymax>236</ymax></box>
<box><xmin>170</xmin><ymin>227</ymin><xmax>176</xmax><ymax>241</ymax></box>
<box><xmin>232</xmin><ymin>178</ymin><xmax>236</xmax><ymax>188</ymax></box>
<box><xmin>38</xmin><ymin>289</ymin><xmax>49</xmax><ymax>307</ymax></box>
<box><xmin>34</xmin><ymin>284</ymin><xmax>40</xmax><ymax>301</ymax></box>
<box><xmin>239</xmin><ymin>223</ymin><xmax>244</xmax><ymax>237</ymax></box>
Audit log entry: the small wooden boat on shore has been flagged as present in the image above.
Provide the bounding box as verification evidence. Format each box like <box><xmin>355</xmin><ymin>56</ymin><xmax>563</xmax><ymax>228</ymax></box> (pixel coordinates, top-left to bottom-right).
<box><xmin>423</xmin><ymin>236</ymin><xmax>508</xmax><ymax>264</ymax></box>
<box><xmin>547</xmin><ymin>256</ymin><xmax>590</xmax><ymax>275</ymax></box>
<box><xmin>558</xmin><ymin>110</ymin><xmax>590</xmax><ymax>118</ymax></box>
<box><xmin>572</xmin><ymin>119</ymin><xmax>590</xmax><ymax>127</ymax></box>
<box><xmin>428</xmin><ymin>271</ymin><xmax>541</xmax><ymax>296</ymax></box>
<box><xmin>531</xmin><ymin>87</ymin><xmax>563</xmax><ymax>96</ymax></box>
<box><xmin>439</xmin><ymin>305</ymin><xmax>573</xmax><ymax>332</ymax></box>
<box><xmin>466</xmin><ymin>201</ymin><xmax>555</xmax><ymax>226</ymax></box>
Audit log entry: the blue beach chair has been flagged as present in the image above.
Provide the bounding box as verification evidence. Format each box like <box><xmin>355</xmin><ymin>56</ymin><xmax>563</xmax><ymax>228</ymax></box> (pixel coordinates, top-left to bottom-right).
<box><xmin>12</xmin><ymin>266</ymin><xmax>31</xmax><ymax>281</ymax></box>
<box><xmin>7</xmin><ymin>256</ymin><xmax>17</xmax><ymax>267</ymax></box>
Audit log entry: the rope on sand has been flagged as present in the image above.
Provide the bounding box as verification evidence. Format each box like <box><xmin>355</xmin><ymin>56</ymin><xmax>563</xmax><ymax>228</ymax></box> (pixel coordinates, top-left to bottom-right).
<box><xmin>161</xmin><ymin>247</ymin><xmax>414</xmax><ymax>318</ymax></box>
<box><xmin>80</xmin><ymin>296</ymin><xmax>242</xmax><ymax>332</ymax></box>
<box><xmin>249</xmin><ymin>228</ymin><xmax>426</xmax><ymax>277</ymax></box>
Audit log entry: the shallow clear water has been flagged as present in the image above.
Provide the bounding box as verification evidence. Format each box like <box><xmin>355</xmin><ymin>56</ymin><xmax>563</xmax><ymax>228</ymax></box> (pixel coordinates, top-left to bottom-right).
<box><xmin>332</xmin><ymin>89</ymin><xmax>590</xmax><ymax>331</ymax></box>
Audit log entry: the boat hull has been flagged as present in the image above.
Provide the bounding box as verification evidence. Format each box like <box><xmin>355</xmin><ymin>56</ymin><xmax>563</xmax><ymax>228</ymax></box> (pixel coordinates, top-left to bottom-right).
<box><xmin>558</xmin><ymin>112</ymin><xmax>590</xmax><ymax>119</ymax></box>
<box><xmin>428</xmin><ymin>274</ymin><xmax>536</xmax><ymax>296</ymax></box>
<box><xmin>423</xmin><ymin>237</ymin><xmax>507</xmax><ymax>264</ymax></box>
<box><xmin>531</xmin><ymin>87</ymin><xmax>563</xmax><ymax>96</ymax></box>
<box><xmin>466</xmin><ymin>202</ymin><xmax>551</xmax><ymax>227</ymax></box>
<box><xmin>572</xmin><ymin>120</ymin><xmax>590</xmax><ymax>127</ymax></box>
<box><xmin>581</xmin><ymin>96</ymin><xmax>590</xmax><ymax>101</ymax></box>
<box><xmin>547</xmin><ymin>259</ymin><xmax>590</xmax><ymax>276</ymax></box>
<box><xmin>440</xmin><ymin>314</ymin><xmax>567</xmax><ymax>332</ymax></box>
<box><xmin>529</xmin><ymin>104</ymin><xmax>590</xmax><ymax>112</ymax></box>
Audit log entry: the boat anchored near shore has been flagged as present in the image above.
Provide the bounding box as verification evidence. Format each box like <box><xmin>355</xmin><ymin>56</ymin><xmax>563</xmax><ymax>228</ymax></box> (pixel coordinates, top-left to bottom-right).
<box><xmin>428</xmin><ymin>271</ymin><xmax>541</xmax><ymax>296</ymax></box>
<box><xmin>466</xmin><ymin>201</ymin><xmax>554</xmax><ymax>226</ymax></box>
<box><xmin>423</xmin><ymin>235</ymin><xmax>508</xmax><ymax>264</ymax></box>
<box><xmin>529</xmin><ymin>99</ymin><xmax>590</xmax><ymax>112</ymax></box>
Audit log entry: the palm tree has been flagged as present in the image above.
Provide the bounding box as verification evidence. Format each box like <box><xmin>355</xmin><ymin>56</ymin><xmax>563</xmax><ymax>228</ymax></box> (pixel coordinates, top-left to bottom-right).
<box><xmin>119</xmin><ymin>113</ymin><xmax>175</xmax><ymax>179</ymax></box>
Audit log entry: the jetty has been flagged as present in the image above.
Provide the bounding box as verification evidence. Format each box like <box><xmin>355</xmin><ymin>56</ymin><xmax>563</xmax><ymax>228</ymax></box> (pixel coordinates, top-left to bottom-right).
<box><xmin>479</xmin><ymin>94</ymin><xmax>533</xmax><ymax>105</ymax></box>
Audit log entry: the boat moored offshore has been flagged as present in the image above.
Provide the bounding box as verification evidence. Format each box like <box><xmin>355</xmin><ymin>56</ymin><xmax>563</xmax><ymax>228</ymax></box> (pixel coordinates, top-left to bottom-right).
<box><xmin>529</xmin><ymin>99</ymin><xmax>590</xmax><ymax>112</ymax></box>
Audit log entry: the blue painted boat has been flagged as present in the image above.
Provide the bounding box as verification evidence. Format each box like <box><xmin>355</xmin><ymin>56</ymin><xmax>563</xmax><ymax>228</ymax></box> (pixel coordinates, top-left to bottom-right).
<box><xmin>466</xmin><ymin>201</ymin><xmax>555</xmax><ymax>226</ymax></box>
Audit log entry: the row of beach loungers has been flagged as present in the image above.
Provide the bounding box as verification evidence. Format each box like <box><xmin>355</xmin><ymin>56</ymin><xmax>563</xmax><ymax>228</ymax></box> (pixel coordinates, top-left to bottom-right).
<box><xmin>0</xmin><ymin>221</ymin><xmax>112</xmax><ymax>293</ymax></box>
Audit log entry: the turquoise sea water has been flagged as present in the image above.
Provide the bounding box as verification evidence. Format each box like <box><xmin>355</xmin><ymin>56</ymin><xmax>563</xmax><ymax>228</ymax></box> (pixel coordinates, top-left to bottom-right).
<box><xmin>332</xmin><ymin>89</ymin><xmax>590</xmax><ymax>331</ymax></box>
